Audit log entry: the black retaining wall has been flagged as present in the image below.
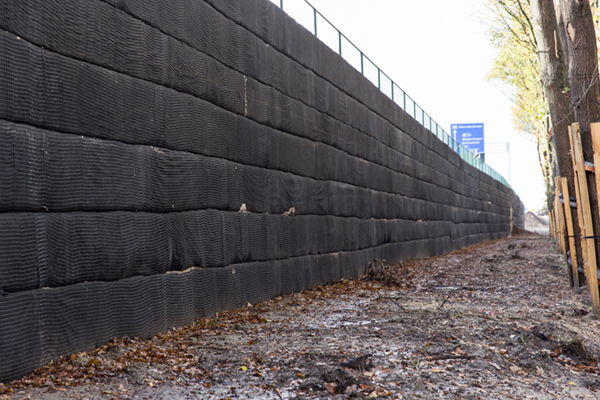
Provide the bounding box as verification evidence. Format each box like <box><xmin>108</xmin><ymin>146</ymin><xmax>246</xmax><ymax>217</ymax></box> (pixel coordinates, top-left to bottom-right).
<box><xmin>0</xmin><ymin>0</ymin><xmax>524</xmax><ymax>382</ymax></box>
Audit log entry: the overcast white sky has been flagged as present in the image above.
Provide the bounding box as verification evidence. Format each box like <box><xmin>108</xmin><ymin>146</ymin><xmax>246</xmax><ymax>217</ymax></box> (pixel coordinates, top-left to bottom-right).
<box><xmin>273</xmin><ymin>0</ymin><xmax>546</xmax><ymax>211</ymax></box>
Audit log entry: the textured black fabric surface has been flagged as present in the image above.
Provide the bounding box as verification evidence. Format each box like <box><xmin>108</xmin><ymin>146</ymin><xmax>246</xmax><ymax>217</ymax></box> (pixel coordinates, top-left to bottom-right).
<box><xmin>0</xmin><ymin>119</ymin><xmax>508</xmax><ymax>219</ymax></box>
<box><xmin>0</xmin><ymin>0</ymin><xmax>523</xmax><ymax>382</ymax></box>
<box><xmin>0</xmin><ymin>28</ymin><xmax>508</xmax><ymax>214</ymax></box>
<box><xmin>0</xmin><ymin>0</ymin><xmax>511</xmax><ymax>207</ymax></box>
<box><xmin>0</xmin><ymin>208</ymin><xmax>508</xmax><ymax>292</ymax></box>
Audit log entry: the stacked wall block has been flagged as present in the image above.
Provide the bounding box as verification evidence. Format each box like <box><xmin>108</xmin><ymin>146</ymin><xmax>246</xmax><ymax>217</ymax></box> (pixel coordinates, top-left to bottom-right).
<box><xmin>0</xmin><ymin>0</ymin><xmax>524</xmax><ymax>382</ymax></box>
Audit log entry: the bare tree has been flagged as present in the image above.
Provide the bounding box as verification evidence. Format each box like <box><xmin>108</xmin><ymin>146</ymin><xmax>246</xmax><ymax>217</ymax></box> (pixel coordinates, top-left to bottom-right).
<box><xmin>531</xmin><ymin>0</ymin><xmax>574</xmax><ymax>179</ymax></box>
<box><xmin>559</xmin><ymin>0</ymin><xmax>600</xmax><ymax>280</ymax></box>
<box><xmin>530</xmin><ymin>0</ymin><xmax>582</xmax><ymax>268</ymax></box>
<box><xmin>559</xmin><ymin>0</ymin><xmax>600</xmax><ymax>141</ymax></box>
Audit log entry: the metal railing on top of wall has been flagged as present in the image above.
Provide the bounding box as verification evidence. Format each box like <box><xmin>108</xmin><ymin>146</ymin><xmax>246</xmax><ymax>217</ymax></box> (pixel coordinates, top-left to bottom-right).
<box><xmin>272</xmin><ymin>0</ymin><xmax>511</xmax><ymax>189</ymax></box>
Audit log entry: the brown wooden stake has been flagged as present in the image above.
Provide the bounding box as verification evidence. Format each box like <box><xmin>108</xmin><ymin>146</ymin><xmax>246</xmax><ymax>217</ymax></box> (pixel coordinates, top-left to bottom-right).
<box><xmin>553</xmin><ymin>191</ymin><xmax>564</xmax><ymax>249</ymax></box>
<box><xmin>554</xmin><ymin>176</ymin><xmax>567</xmax><ymax>262</ymax></box>
<box><xmin>561</xmin><ymin>176</ymin><xmax>580</xmax><ymax>287</ymax></box>
<box><xmin>552</xmin><ymin>191</ymin><xmax>557</xmax><ymax>243</ymax></box>
<box><xmin>554</xmin><ymin>178</ymin><xmax>568</xmax><ymax>273</ymax></box>
<box><xmin>569</xmin><ymin>123</ymin><xmax>600</xmax><ymax>317</ymax></box>
<box><xmin>548</xmin><ymin>210</ymin><xmax>556</xmax><ymax>240</ymax></box>
<box><xmin>569</xmin><ymin>126</ymin><xmax>589</xmax><ymax>277</ymax></box>
<box><xmin>555</xmin><ymin>209</ymin><xmax>561</xmax><ymax>245</ymax></box>
<box><xmin>591</xmin><ymin>122</ymin><xmax>600</xmax><ymax>231</ymax></box>
<box><xmin>553</xmin><ymin>193</ymin><xmax>560</xmax><ymax>252</ymax></box>
<box><xmin>553</xmin><ymin>212</ymin><xmax>556</xmax><ymax>240</ymax></box>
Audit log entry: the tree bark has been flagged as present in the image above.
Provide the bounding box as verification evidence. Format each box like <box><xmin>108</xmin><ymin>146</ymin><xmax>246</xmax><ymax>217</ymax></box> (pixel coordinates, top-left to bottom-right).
<box><xmin>555</xmin><ymin>1</ymin><xmax>571</xmax><ymax>73</ymax></box>
<box><xmin>560</xmin><ymin>0</ymin><xmax>600</xmax><ymax>278</ymax></box>
<box><xmin>560</xmin><ymin>0</ymin><xmax>600</xmax><ymax>147</ymax></box>
<box><xmin>531</xmin><ymin>0</ymin><xmax>574</xmax><ymax>179</ymax></box>
<box><xmin>536</xmin><ymin>118</ymin><xmax>556</xmax><ymax>207</ymax></box>
<box><xmin>531</xmin><ymin>0</ymin><xmax>581</xmax><ymax>266</ymax></box>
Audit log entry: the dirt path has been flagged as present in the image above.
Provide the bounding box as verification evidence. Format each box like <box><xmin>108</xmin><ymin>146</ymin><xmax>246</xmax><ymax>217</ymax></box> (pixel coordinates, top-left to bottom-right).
<box><xmin>3</xmin><ymin>230</ymin><xmax>600</xmax><ymax>399</ymax></box>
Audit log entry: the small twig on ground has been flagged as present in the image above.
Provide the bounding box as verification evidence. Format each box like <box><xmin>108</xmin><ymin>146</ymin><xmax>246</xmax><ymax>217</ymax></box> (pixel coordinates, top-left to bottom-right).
<box><xmin>431</xmin><ymin>286</ymin><xmax>495</xmax><ymax>291</ymax></box>
<box><xmin>268</xmin><ymin>385</ymin><xmax>283</xmax><ymax>400</ymax></box>
<box><xmin>439</xmin><ymin>293</ymin><xmax>452</xmax><ymax>309</ymax></box>
<box><xmin>199</xmin><ymin>346</ymin><xmax>230</xmax><ymax>351</ymax></box>
<box><xmin>301</xmin><ymin>352</ymin><xmax>338</xmax><ymax>359</ymax></box>
<box><xmin>532</xmin><ymin>330</ymin><xmax>550</xmax><ymax>341</ymax></box>
<box><xmin>374</xmin><ymin>296</ymin><xmax>405</xmax><ymax>310</ymax></box>
<box><xmin>520</xmin><ymin>288</ymin><xmax>536</xmax><ymax>298</ymax></box>
<box><xmin>426</xmin><ymin>355</ymin><xmax>477</xmax><ymax>361</ymax></box>
<box><xmin>389</xmin><ymin>299</ymin><xmax>405</xmax><ymax>311</ymax></box>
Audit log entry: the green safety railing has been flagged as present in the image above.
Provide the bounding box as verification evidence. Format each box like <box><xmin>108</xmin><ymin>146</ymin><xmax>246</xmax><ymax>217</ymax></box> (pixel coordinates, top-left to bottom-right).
<box><xmin>273</xmin><ymin>0</ymin><xmax>511</xmax><ymax>189</ymax></box>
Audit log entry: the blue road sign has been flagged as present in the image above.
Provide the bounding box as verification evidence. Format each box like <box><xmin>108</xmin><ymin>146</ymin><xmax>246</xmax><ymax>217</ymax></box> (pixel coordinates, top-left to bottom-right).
<box><xmin>451</xmin><ymin>123</ymin><xmax>484</xmax><ymax>155</ymax></box>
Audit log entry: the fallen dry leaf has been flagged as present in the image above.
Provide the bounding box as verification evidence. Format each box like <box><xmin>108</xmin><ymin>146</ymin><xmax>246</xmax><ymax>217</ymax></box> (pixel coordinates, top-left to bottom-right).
<box><xmin>509</xmin><ymin>365</ymin><xmax>522</xmax><ymax>373</ymax></box>
<box><xmin>360</xmin><ymin>383</ymin><xmax>373</xmax><ymax>391</ymax></box>
<box><xmin>324</xmin><ymin>382</ymin><xmax>337</xmax><ymax>394</ymax></box>
<box><xmin>489</xmin><ymin>362</ymin><xmax>502</xmax><ymax>371</ymax></box>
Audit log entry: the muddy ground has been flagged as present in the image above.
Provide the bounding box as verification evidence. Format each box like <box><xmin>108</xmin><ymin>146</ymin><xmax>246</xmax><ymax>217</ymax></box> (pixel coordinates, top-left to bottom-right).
<box><xmin>2</xmin><ymin>229</ymin><xmax>600</xmax><ymax>399</ymax></box>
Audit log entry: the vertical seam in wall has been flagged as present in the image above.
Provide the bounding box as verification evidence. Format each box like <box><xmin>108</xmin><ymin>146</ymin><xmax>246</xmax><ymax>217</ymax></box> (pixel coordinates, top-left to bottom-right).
<box><xmin>244</xmin><ymin>75</ymin><xmax>248</xmax><ymax>117</ymax></box>
<box><xmin>34</xmin><ymin>214</ymin><xmax>48</xmax><ymax>288</ymax></box>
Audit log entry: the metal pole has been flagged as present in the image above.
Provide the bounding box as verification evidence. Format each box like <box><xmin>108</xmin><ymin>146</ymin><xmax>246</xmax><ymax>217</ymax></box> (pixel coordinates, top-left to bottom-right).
<box><xmin>314</xmin><ymin>8</ymin><xmax>317</xmax><ymax>36</ymax></box>
<box><xmin>280</xmin><ymin>0</ymin><xmax>283</xmax><ymax>9</ymax></box>
<box><xmin>360</xmin><ymin>52</ymin><xmax>364</xmax><ymax>74</ymax></box>
<box><xmin>391</xmin><ymin>82</ymin><xmax>394</xmax><ymax>101</ymax></box>
<box><xmin>360</xmin><ymin>51</ymin><xmax>365</xmax><ymax>75</ymax></box>
<box><xmin>338</xmin><ymin>32</ymin><xmax>342</xmax><ymax>56</ymax></box>
<box><xmin>507</xmin><ymin>142</ymin><xmax>511</xmax><ymax>185</ymax></box>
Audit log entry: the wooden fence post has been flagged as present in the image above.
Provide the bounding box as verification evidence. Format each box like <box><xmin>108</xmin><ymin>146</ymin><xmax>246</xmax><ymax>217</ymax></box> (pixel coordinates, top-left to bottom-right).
<box><xmin>569</xmin><ymin>125</ymin><xmax>589</xmax><ymax>282</ymax></box>
<box><xmin>591</xmin><ymin>122</ymin><xmax>600</xmax><ymax>237</ymax></box>
<box><xmin>548</xmin><ymin>210</ymin><xmax>556</xmax><ymax>240</ymax></box>
<box><xmin>554</xmin><ymin>177</ymin><xmax>568</xmax><ymax>260</ymax></box>
<box><xmin>554</xmin><ymin>178</ymin><xmax>569</xmax><ymax>281</ymax></box>
<box><xmin>569</xmin><ymin>123</ymin><xmax>600</xmax><ymax>316</ymax></box>
<box><xmin>561</xmin><ymin>176</ymin><xmax>580</xmax><ymax>287</ymax></box>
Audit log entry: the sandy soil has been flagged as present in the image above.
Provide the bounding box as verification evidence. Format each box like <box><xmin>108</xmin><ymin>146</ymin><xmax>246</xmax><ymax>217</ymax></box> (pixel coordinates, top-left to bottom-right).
<box><xmin>2</xmin><ymin>229</ymin><xmax>600</xmax><ymax>399</ymax></box>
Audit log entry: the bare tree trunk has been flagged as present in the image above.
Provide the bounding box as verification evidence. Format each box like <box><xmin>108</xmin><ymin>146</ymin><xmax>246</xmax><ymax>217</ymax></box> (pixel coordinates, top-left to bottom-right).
<box><xmin>531</xmin><ymin>0</ymin><xmax>574</xmax><ymax>178</ymax></box>
<box><xmin>536</xmin><ymin>118</ymin><xmax>556</xmax><ymax>208</ymax></box>
<box><xmin>531</xmin><ymin>0</ymin><xmax>581</xmax><ymax>265</ymax></box>
<box><xmin>560</xmin><ymin>0</ymin><xmax>600</xmax><ymax>277</ymax></box>
<box><xmin>561</xmin><ymin>0</ymin><xmax>600</xmax><ymax>143</ymax></box>
<box><xmin>555</xmin><ymin>1</ymin><xmax>571</xmax><ymax>73</ymax></box>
